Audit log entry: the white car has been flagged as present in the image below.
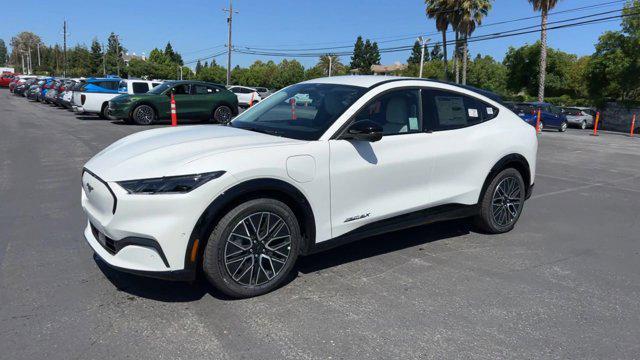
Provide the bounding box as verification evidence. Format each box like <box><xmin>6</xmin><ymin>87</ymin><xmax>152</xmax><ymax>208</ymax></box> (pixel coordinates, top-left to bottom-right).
<box><xmin>227</xmin><ymin>85</ymin><xmax>262</xmax><ymax>107</ymax></box>
<box><xmin>562</xmin><ymin>107</ymin><xmax>596</xmax><ymax>129</ymax></box>
<box><xmin>74</xmin><ymin>79</ymin><xmax>161</xmax><ymax>119</ymax></box>
<box><xmin>81</xmin><ymin>76</ymin><xmax>538</xmax><ymax>298</ymax></box>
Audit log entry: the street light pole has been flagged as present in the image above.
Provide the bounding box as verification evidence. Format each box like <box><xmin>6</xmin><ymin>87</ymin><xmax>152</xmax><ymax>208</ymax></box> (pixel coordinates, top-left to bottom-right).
<box><xmin>63</xmin><ymin>20</ymin><xmax>67</xmax><ymax>77</ymax></box>
<box><xmin>328</xmin><ymin>56</ymin><xmax>333</xmax><ymax>77</ymax></box>
<box><xmin>223</xmin><ymin>0</ymin><xmax>238</xmax><ymax>86</ymax></box>
<box><xmin>417</xmin><ymin>36</ymin><xmax>430</xmax><ymax>78</ymax></box>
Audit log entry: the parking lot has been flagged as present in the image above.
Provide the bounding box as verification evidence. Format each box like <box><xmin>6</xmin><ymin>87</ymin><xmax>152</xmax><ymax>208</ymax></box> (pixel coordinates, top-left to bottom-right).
<box><xmin>1</xmin><ymin>87</ymin><xmax>640</xmax><ymax>359</ymax></box>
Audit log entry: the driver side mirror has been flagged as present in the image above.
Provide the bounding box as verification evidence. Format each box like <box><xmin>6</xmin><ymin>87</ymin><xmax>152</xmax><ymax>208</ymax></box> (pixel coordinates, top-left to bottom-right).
<box><xmin>344</xmin><ymin>120</ymin><xmax>383</xmax><ymax>142</ymax></box>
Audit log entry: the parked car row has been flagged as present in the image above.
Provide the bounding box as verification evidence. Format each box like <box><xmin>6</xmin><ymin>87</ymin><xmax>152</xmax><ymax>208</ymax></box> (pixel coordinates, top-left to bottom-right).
<box><xmin>8</xmin><ymin>75</ymin><xmax>241</xmax><ymax>125</ymax></box>
<box><xmin>504</xmin><ymin>101</ymin><xmax>598</xmax><ymax>132</ymax></box>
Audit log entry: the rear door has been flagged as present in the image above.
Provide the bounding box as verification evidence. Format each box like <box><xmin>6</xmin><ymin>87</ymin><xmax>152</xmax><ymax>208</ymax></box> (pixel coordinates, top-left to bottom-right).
<box><xmin>191</xmin><ymin>84</ymin><xmax>220</xmax><ymax>119</ymax></box>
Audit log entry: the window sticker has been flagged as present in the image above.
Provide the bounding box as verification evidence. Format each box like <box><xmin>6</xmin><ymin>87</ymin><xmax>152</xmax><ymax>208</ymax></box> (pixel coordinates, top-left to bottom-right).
<box><xmin>486</xmin><ymin>107</ymin><xmax>494</xmax><ymax>115</ymax></box>
<box><xmin>409</xmin><ymin>117</ymin><xmax>419</xmax><ymax>130</ymax></box>
<box><xmin>435</xmin><ymin>96</ymin><xmax>466</xmax><ymax>126</ymax></box>
<box><xmin>468</xmin><ymin>108</ymin><xmax>479</xmax><ymax>118</ymax></box>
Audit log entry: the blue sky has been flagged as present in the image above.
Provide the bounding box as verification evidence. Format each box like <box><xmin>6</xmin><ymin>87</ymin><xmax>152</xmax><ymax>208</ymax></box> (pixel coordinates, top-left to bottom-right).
<box><xmin>0</xmin><ymin>0</ymin><xmax>626</xmax><ymax>69</ymax></box>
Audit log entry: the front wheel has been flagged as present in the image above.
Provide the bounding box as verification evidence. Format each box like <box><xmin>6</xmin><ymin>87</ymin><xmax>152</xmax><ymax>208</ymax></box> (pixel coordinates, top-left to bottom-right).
<box><xmin>131</xmin><ymin>104</ymin><xmax>155</xmax><ymax>125</ymax></box>
<box><xmin>202</xmin><ymin>198</ymin><xmax>301</xmax><ymax>298</ymax></box>
<box><xmin>580</xmin><ymin>121</ymin><xmax>587</xmax><ymax>130</ymax></box>
<box><xmin>474</xmin><ymin>168</ymin><xmax>526</xmax><ymax>234</ymax></box>
<box><xmin>212</xmin><ymin>105</ymin><xmax>233</xmax><ymax>124</ymax></box>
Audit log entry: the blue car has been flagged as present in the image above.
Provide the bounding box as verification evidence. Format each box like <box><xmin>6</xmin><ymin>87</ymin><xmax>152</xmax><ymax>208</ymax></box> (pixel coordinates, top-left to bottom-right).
<box><xmin>38</xmin><ymin>78</ymin><xmax>55</xmax><ymax>102</ymax></box>
<box><xmin>509</xmin><ymin>102</ymin><xmax>568</xmax><ymax>132</ymax></box>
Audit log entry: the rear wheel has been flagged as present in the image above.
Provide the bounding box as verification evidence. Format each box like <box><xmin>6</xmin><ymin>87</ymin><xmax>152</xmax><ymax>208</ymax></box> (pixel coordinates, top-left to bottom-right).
<box><xmin>202</xmin><ymin>198</ymin><xmax>300</xmax><ymax>298</ymax></box>
<box><xmin>559</xmin><ymin>121</ymin><xmax>568</xmax><ymax>132</ymax></box>
<box><xmin>132</xmin><ymin>104</ymin><xmax>155</xmax><ymax>125</ymax></box>
<box><xmin>212</xmin><ymin>105</ymin><xmax>233</xmax><ymax>124</ymax></box>
<box><xmin>474</xmin><ymin>168</ymin><xmax>525</xmax><ymax>234</ymax></box>
<box><xmin>580</xmin><ymin>120</ymin><xmax>587</xmax><ymax>130</ymax></box>
<box><xmin>99</xmin><ymin>103</ymin><xmax>109</xmax><ymax>119</ymax></box>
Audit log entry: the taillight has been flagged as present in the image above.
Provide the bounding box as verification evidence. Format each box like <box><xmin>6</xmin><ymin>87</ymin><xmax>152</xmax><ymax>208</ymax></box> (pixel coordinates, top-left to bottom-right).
<box><xmin>81</xmin><ymin>94</ymin><xmax>86</xmax><ymax>105</ymax></box>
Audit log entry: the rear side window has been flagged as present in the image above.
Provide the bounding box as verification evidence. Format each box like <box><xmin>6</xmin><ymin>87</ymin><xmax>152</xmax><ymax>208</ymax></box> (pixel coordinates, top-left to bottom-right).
<box><xmin>132</xmin><ymin>82</ymin><xmax>149</xmax><ymax>94</ymax></box>
<box><xmin>423</xmin><ymin>89</ymin><xmax>491</xmax><ymax>131</ymax></box>
<box><xmin>193</xmin><ymin>85</ymin><xmax>216</xmax><ymax>94</ymax></box>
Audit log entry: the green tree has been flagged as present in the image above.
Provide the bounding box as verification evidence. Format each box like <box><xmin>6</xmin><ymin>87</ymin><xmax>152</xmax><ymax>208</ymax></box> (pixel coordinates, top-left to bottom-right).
<box><xmin>362</xmin><ymin>40</ymin><xmax>381</xmax><ymax>75</ymax></box>
<box><xmin>0</xmin><ymin>39</ymin><xmax>7</xmax><ymax>66</ymax></box>
<box><xmin>197</xmin><ymin>61</ymin><xmax>226</xmax><ymax>84</ymax></box>
<box><xmin>528</xmin><ymin>0</ymin><xmax>561</xmax><ymax>102</ymax></box>
<box><xmin>273</xmin><ymin>59</ymin><xmax>305</xmax><ymax>88</ymax></box>
<box><xmin>89</xmin><ymin>38</ymin><xmax>103</xmax><ymax>76</ymax></box>
<box><xmin>586</xmin><ymin>0</ymin><xmax>640</xmax><ymax>104</ymax></box>
<box><xmin>430</xmin><ymin>43</ymin><xmax>443</xmax><ymax>61</ymax></box>
<box><xmin>105</xmin><ymin>33</ymin><xmax>125</xmax><ymax>76</ymax></box>
<box><xmin>164</xmin><ymin>42</ymin><xmax>183</xmax><ymax>65</ymax></box>
<box><xmin>407</xmin><ymin>40</ymin><xmax>423</xmax><ymax>65</ymax></box>
<box><xmin>350</xmin><ymin>36</ymin><xmax>366</xmax><ymax>73</ymax></box>
<box><xmin>316</xmin><ymin>54</ymin><xmax>345</xmax><ymax>76</ymax></box>
<box><xmin>9</xmin><ymin>31</ymin><xmax>43</xmax><ymax>73</ymax></box>
<box><xmin>456</xmin><ymin>0</ymin><xmax>492</xmax><ymax>85</ymax></box>
<box><xmin>426</xmin><ymin>0</ymin><xmax>453</xmax><ymax>80</ymax></box>
<box><xmin>467</xmin><ymin>55</ymin><xmax>507</xmax><ymax>94</ymax></box>
<box><xmin>195</xmin><ymin>60</ymin><xmax>203</xmax><ymax>74</ymax></box>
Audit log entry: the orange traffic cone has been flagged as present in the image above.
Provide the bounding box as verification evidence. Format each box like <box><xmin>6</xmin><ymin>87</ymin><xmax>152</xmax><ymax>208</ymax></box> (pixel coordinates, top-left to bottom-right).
<box><xmin>249</xmin><ymin>92</ymin><xmax>255</xmax><ymax>107</ymax></box>
<box><xmin>171</xmin><ymin>93</ymin><xmax>177</xmax><ymax>126</ymax></box>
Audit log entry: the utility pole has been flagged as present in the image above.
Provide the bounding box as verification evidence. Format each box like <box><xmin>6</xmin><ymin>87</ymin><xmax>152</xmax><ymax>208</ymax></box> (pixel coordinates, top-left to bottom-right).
<box><xmin>417</xmin><ymin>36</ymin><xmax>430</xmax><ymax>78</ymax></box>
<box><xmin>115</xmin><ymin>35</ymin><xmax>120</xmax><ymax>77</ymax></box>
<box><xmin>37</xmin><ymin>44</ymin><xmax>41</xmax><ymax>67</ymax></box>
<box><xmin>102</xmin><ymin>42</ymin><xmax>106</xmax><ymax>76</ymax></box>
<box><xmin>223</xmin><ymin>0</ymin><xmax>238</xmax><ymax>85</ymax></box>
<box><xmin>63</xmin><ymin>20</ymin><xmax>67</xmax><ymax>77</ymax></box>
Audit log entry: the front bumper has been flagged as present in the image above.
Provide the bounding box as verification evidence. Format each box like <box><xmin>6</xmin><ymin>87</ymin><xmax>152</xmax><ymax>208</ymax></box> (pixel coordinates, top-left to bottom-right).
<box><xmin>107</xmin><ymin>102</ymin><xmax>131</xmax><ymax>119</ymax></box>
<box><xmin>81</xmin><ymin>168</ymin><xmax>236</xmax><ymax>281</ymax></box>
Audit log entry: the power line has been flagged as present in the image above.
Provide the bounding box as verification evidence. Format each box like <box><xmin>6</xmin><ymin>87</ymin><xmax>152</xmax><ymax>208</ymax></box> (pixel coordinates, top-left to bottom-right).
<box><xmin>235</xmin><ymin>0</ymin><xmax>627</xmax><ymax>50</ymax></box>
<box><xmin>233</xmin><ymin>9</ymin><xmax>638</xmax><ymax>58</ymax></box>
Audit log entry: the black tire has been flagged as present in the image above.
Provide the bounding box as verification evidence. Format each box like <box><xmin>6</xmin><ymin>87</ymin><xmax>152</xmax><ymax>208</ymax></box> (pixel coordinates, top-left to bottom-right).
<box><xmin>212</xmin><ymin>105</ymin><xmax>233</xmax><ymax>124</ymax></box>
<box><xmin>474</xmin><ymin>168</ymin><xmax>526</xmax><ymax>234</ymax></box>
<box><xmin>132</xmin><ymin>104</ymin><xmax>156</xmax><ymax>125</ymax></box>
<box><xmin>202</xmin><ymin>198</ymin><xmax>301</xmax><ymax>298</ymax></box>
<box><xmin>559</xmin><ymin>121</ymin><xmax>568</xmax><ymax>132</ymax></box>
<box><xmin>99</xmin><ymin>103</ymin><xmax>109</xmax><ymax>120</ymax></box>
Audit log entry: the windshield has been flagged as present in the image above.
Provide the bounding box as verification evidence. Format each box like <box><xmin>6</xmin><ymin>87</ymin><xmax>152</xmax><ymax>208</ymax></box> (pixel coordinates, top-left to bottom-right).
<box><xmin>148</xmin><ymin>82</ymin><xmax>173</xmax><ymax>94</ymax></box>
<box><xmin>230</xmin><ymin>83</ymin><xmax>366</xmax><ymax>140</ymax></box>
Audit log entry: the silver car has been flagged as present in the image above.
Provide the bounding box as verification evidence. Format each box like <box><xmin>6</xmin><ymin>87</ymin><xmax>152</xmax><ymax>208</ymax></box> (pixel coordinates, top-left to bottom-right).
<box><xmin>562</xmin><ymin>107</ymin><xmax>596</xmax><ymax>129</ymax></box>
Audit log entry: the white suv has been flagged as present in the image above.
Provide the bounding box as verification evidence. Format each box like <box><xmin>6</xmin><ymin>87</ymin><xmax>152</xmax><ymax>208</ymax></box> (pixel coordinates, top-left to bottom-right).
<box><xmin>81</xmin><ymin>76</ymin><xmax>537</xmax><ymax>298</ymax></box>
<box><xmin>227</xmin><ymin>85</ymin><xmax>262</xmax><ymax>107</ymax></box>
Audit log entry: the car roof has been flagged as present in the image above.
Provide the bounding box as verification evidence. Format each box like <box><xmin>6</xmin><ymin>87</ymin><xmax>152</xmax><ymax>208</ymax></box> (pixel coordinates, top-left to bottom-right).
<box><xmin>301</xmin><ymin>75</ymin><xmax>504</xmax><ymax>102</ymax></box>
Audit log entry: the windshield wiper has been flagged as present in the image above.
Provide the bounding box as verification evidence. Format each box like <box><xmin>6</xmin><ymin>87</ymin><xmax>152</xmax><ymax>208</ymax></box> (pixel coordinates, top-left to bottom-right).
<box><xmin>241</xmin><ymin>126</ymin><xmax>282</xmax><ymax>137</ymax></box>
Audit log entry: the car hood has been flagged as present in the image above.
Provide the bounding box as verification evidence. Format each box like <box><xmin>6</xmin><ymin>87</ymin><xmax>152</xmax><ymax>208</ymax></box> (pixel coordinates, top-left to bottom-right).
<box><xmin>85</xmin><ymin>125</ymin><xmax>303</xmax><ymax>181</ymax></box>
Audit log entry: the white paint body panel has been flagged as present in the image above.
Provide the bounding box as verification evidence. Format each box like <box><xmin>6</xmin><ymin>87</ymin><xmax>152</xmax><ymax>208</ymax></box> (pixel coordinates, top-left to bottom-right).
<box><xmin>81</xmin><ymin>76</ymin><xmax>537</xmax><ymax>274</ymax></box>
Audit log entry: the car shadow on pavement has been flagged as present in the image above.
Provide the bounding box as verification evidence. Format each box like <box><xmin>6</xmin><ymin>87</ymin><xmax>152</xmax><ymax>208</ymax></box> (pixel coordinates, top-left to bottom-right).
<box><xmin>297</xmin><ymin>218</ymin><xmax>472</xmax><ymax>274</ymax></box>
<box><xmin>94</xmin><ymin>218</ymin><xmax>472</xmax><ymax>302</ymax></box>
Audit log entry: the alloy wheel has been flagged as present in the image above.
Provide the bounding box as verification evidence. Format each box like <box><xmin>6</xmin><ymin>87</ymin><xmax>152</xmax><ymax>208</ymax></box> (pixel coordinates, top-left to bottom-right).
<box><xmin>581</xmin><ymin>121</ymin><xmax>587</xmax><ymax>130</ymax></box>
<box><xmin>214</xmin><ymin>106</ymin><xmax>232</xmax><ymax>124</ymax></box>
<box><xmin>491</xmin><ymin>176</ymin><xmax>523</xmax><ymax>227</ymax></box>
<box><xmin>224</xmin><ymin>212</ymin><xmax>292</xmax><ymax>286</ymax></box>
<box><xmin>134</xmin><ymin>105</ymin><xmax>154</xmax><ymax>125</ymax></box>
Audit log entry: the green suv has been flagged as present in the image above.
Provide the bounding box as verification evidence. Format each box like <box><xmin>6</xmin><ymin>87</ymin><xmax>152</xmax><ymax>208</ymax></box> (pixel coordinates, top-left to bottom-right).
<box><xmin>108</xmin><ymin>80</ymin><xmax>239</xmax><ymax>125</ymax></box>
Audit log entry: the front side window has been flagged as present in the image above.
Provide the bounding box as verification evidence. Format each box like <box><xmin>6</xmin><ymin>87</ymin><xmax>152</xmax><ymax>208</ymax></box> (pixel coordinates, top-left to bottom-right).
<box><xmin>231</xmin><ymin>83</ymin><xmax>366</xmax><ymax>141</ymax></box>
<box><xmin>352</xmin><ymin>89</ymin><xmax>421</xmax><ymax>135</ymax></box>
<box><xmin>171</xmin><ymin>84</ymin><xmax>190</xmax><ymax>95</ymax></box>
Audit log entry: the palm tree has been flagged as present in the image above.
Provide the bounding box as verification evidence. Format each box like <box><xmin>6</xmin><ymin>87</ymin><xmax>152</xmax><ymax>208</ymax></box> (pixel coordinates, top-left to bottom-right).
<box><xmin>318</xmin><ymin>54</ymin><xmax>344</xmax><ymax>76</ymax></box>
<box><xmin>457</xmin><ymin>0</ymin><xmax>492</xmax><ymax>85</ymax></box>
<box><xmin>426</xmin><ymin>0</ymin><xmax>454</xmax><ymax>81</ymax></box>
<box><xmin>529</xmin><ymin>0</ymin><xmax>560</xmax><ymax>102</ymax></box>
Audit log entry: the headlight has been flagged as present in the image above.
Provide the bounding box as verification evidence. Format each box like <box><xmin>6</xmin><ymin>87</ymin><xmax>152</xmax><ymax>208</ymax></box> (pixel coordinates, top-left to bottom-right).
<box><xmin>117</xmin><ymin>171</ymin><xmax>225</xmax><ymax>194</ymax></box>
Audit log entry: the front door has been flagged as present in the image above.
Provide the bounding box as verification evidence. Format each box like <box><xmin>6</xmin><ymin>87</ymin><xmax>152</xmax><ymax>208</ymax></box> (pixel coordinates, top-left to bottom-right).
<box><xmin>329</xmin><ymin>88</ymin><xmax>432</xmax><ymax>238</ymax></box>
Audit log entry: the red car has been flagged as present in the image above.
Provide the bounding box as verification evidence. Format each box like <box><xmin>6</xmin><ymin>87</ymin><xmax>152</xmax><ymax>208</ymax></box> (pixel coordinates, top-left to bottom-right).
<box><xmin>0</xmin><ymin>73</ymin><xmax>15</xmax><ymax>87</ymax></box>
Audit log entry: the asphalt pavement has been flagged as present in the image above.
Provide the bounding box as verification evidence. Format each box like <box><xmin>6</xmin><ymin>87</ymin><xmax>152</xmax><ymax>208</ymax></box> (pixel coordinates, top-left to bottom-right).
<box><xmin>1</xmin><ymin>88</ymin><xmax>639</xmax><ymax>359</ymax></box>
